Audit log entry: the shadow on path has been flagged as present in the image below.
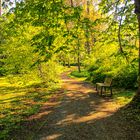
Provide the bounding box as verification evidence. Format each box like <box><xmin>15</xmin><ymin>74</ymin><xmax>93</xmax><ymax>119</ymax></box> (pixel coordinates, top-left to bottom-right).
<box><xmin>13</xmin><ymin>73</ymin><xmax>140</xmax><ymax>140</ymax></box>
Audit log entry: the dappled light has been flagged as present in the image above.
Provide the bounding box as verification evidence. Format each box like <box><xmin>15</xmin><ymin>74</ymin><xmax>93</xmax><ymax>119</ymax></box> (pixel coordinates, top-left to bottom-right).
<box><xmin>0</xmin><ymin>0</ymin><xmax>140</xmax><ymax>139</ymax></box>
<box><xmin>9</xmin><ymin>72</ymin><xmax>138</xmax><ymax>140</ymax></box>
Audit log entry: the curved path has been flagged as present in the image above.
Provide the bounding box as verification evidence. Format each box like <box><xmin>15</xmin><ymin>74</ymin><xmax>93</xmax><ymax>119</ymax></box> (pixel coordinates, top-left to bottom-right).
<box><xmin>17</xmin><ymin>71</ymin><xmax>138</xmax><ymax>140</ymax></box>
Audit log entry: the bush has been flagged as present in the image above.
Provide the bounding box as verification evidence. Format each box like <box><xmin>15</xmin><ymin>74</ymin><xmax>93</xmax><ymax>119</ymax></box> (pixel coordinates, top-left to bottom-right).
<box><xmin>113</xmin><ymin>67</ymin><xmax>137</xmax><ymax>89</ymax></box>
<box><xmin>87</xmin><ymin>65</ymin><xmax>98</xmax><ymax>72</ymax></box>
<box><xmin>88</xmin><ymin>66</ymin><xmax>112</xmax><ymax>83</ymax></box>
<box><xmin>90</xmin><ymin>71</ymin><xmax>106</xmax><ymax>83</ymax></box>
<box><xmin>88</xmin><ymin>65</ymin><xmax>137</xmax><ymax>89</ymax></box>
<box><xmin>0</xmin><ymin>67</ymin><xmax>6</xmax><ymax>76</ymax></box>
<box><xmin>70</xmin><ymin>70</ymin><xmax>89</xmax><ymax>78</ymax></box>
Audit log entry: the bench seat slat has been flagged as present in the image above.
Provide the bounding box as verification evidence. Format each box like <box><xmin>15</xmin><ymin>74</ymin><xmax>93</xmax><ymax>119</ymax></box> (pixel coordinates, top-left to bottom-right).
<box><xmin>95</xmin><ymin>78</ymin><xmax>113</xmax><ymax>96</ymax></box>
<box><xmin>96</xmin><ymin>83</ymin><xmax>111</xmax><ymax>87</ymax></box>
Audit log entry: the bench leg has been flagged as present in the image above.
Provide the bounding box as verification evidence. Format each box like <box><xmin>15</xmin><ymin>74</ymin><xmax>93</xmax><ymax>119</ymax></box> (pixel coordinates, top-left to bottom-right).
<box><xmin>110</xmin><ymin>87</ymin><xmax>113</xmax><ymax>96</ymax></box>
<box><xmin>96</xmin><ymin>84</ymin><xmax>99</xmax><ymax>94</ymax></box>
<box><xmin>96</xmin><ymin>84</ymin><xmax>97</xmax><ymax>91</ymax></box>
<box><xmin>101</xmin><ymin>86</ymin><xmax>103</xmax><ymax>96</ymax></box>
<box><xmin>104</xmin><ymin>87</ymin><xmax>106</xmax><ymax>93</ymax></box>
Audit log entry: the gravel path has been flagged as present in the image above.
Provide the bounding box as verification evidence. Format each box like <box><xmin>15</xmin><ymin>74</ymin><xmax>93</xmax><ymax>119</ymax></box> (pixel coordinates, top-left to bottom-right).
<box><xmin>16</xmin><ymin>72</ymin><xmax>139</xmax><ymax>140</ymax></box>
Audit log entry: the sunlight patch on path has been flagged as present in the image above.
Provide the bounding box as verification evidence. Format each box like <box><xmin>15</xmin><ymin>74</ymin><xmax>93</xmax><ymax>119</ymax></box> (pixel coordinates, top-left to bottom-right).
<box><xmin>41</xmin><ymin>133</ymin><xmax>62</xmax><ymax>140</ymax></box>
<box><xmin>30</xmin><ymin>72</ymin><xmax>125</xmax><ymax>140</ymax></box>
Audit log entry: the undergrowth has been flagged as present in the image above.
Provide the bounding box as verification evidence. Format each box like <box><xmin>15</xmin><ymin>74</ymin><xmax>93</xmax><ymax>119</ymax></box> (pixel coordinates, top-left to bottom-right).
<box><xmin>70</xmin><ymin>70</ymin><xmax>89</xmax><ymax>78</ymax></box>
<box><xmin>0</xmin><ymin>77</ymin><xmax>59</xmax><ymax>140</ymax></box>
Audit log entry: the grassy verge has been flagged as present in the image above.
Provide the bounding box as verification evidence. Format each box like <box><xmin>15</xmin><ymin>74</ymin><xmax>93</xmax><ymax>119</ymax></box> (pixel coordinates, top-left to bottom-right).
<box><xmin>70</xmin><ymin>70</ymin><xmax>89</xmax><ymax>78</ymax></box>
<box><xmin>70</xmin><ymin>69</ymin><xmax>135</xmax><ymax>106</ymax></box>
<box><xmin>113</xmin><ymin>90</ymin><xmax>135</xmax><ymax>105</ymax></box>
<box><xmin>0</xmin><ymin>77</ymin><xmax>58</xmax><ymax>139</ymax></box>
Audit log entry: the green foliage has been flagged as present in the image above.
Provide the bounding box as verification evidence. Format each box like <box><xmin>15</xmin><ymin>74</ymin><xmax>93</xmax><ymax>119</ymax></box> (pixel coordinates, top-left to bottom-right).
<box><xmin>37</xmin><ymin>59</ymin><xmax>63</xmax><ymax>87</ymax></box>
<box><xmin>0</xmin><ymin>76</ymin><xmax>55</xmax><ymax>139</ymax></box>
<box><xmin>113</xmin><ymin>67</ymin><xmax>137</xmax><ymax>89</ymax></box>
<box><xmin>70</xmin><ymin>70</ymin><xmax>89</xmax><ymax>78</ymax></box>
<box><xmin>88</xmin><ymin>64</ymin><xmax>137</xmax><ymax>89</ymax></box>
<box><xmin>89</xmin><ymin>69</ymin><xmax>106</xmax><ymax>83</ymax></box>
<box><xmin>0</xmin><ymin>0</ymin><xmax>140</xmax><ymax>138</ymax></box>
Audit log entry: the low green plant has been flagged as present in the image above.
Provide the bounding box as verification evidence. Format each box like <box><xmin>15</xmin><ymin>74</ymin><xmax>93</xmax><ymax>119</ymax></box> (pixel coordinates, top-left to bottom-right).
<box><xmin>88</xmin><ymin>64</ymin><xmax>137</xmax><ymax>89</ymax></box>
<box><xmin>70</xmin><ymin>70</ymin><xmax>89</xmax><ymax>78</ymax></box>
<box><xmin>113</xmin><ymin>90</ymin><xmax>135</xmax><ymax>105</ymax></box>
<box><xmin>0</xmin><ymin>75</ymin><xmax>59</xmax><ymax>139</ymax></box>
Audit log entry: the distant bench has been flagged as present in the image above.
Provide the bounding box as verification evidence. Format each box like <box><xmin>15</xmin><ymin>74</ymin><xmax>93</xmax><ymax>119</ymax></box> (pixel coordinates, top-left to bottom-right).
<box><xmin>95</xmin><ymin>77</ymin><xmax>113</xmax><ymax>96</ymax></box>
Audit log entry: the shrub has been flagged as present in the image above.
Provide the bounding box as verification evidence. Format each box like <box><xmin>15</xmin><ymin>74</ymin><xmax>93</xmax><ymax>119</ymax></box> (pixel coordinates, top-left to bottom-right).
<box><xmin>88</xmin><ymin>65</ymin><xmax>137</xmax><ymax>89</ymax></box>
<box><xmin>90</xmin><ymin>71</ymin><xmax>106</xmax><ymax>83</ymax></box>
<box><xmin>113</xmin><ymin>67</ymin><xmax>137</xmax><ymax>89</ymax></box>
<box><xmin>70</xmin><ymin>70</ymin><xmax>89</xmax><ymax>78</ymax></box>
<box><xmin>88</xmin><ymin>66</ymin><xmax>112</xmax><ymax>83</ymax></box>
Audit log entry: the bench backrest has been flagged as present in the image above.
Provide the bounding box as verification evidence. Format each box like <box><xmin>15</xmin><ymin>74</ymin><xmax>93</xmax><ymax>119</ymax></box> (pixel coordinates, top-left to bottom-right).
<box><xmin>104</xmin><ymin>78</ymin><xmax>112</xmax><ymax>86</ymax></box>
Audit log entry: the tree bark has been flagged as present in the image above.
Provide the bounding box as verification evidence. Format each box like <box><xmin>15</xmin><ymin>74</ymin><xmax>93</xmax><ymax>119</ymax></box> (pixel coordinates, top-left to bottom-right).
<box><xmin>70</xmin><ymin>0</ymin><xmax>73</xmax><ymax>7</ymax></box>
<box><xmin>86</xmin><ymin>0</ymin><xmax>90</xmax><ymax>55</ymax></box>
<box><xmin>63</xmin><ymin>60</ymin><xmax>66</xmax><ymax>66</ymax></box>
<box><xmin>138</xmin><ymin>20</ymin><xmax>140</xmax><ymax>91</ymax></box>
<box><xmin>77</xmin><ymin>39</ymin><xmax>81</xmax><ymax>73</ymax></box>
<box><xmin>14</xmin><ymin>0</ymin><xmax>17</xmax><ymax>7</ymax></box>
<box><xmin>0</xmin><ymin>0</ymin><xmax>2</xmax><ymax>16</ymax></box>
<box><xmin>77</xmin><ymin>54</ymin><xmax>81</xmax><ymax>72</ymax></box>
<box><xmin>68</xmin><ymin>57</ymin><xmax>70</xmax><ymax>68</ymax></box>
<box><xmin>38</xmin><ymin>63</ymin><xmax>44</xmax><ymax>81</ymax></box>
<box><xmin>135</xmin><ymin>0</ymin><xmax>140</xmax><ymax>89</ymax></box>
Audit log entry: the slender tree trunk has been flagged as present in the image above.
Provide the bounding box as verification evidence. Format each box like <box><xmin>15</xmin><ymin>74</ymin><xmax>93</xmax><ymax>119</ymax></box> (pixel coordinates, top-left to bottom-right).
<box><xmin>86</xmin><ymin>0</ymin><xmax>90</xmax><ymax>55</ymax></box>
<box><xmin>70</xmin><ymin>0</ymin><xmax>73</xmax><ymax>7</ymax></box>
<box><xmin>63</xmin><ymin>60</ymin><xmax>66</xmax><ymax>66</ymax></box>
<box><xmin>38</xmin><ymin>63</ymin><xmax>44</xmax><ymax>80</ymax></box>
<box><xmin>14</xmin><ymin>0</ymin><xmax>16</xmax><ymax>7</ymax></box>
<box><xmin>0</xmin><ymin>0</ymin><xmax>2</xmax><ymax>16</ymax></box>
<box><xmin>68</xmin><ymin>57</ymin><xmax>70</xmax><ymax>68</ymax></box>
<box><xmin>72</xmin><ymin>0</ymin><xmax>81</xmax><ymax>72</ymax></box>
<box><xmin>138</xmin><ymin>20</ymin><xmax>140</xmax><ymax>82</ymax></box>
<box><xmin>77</xmin><ymin>54</ymin><xmax>81</xmax><ymax>72</ymax></box>
<box><xmin>135</xmin><ymin>0</ymin><xmax>140</xmax><ymax>88</ymax></box>
<box><xmin>77</xmin><ymin>39</ymin><xmax>81</xmax><ymax>72</ymax></box>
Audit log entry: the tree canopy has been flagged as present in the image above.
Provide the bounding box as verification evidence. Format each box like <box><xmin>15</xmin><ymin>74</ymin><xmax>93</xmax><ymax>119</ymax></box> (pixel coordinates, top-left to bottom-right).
<box><xmin>0</xmin><ymin>0</ymin><xmax>140</xmax><ymax>139</ymax></box>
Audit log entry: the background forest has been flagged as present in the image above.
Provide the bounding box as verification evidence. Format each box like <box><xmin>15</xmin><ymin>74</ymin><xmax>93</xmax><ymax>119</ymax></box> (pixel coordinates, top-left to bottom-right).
<box><xmin>0</xmin><ymin>0</ymin><xmax>140</xmax><ymax>139</ymax></box>
<box><xmin>0</xmin><ymin>0</ymin><xmax>139</xmax><ymax>88</ymax></box>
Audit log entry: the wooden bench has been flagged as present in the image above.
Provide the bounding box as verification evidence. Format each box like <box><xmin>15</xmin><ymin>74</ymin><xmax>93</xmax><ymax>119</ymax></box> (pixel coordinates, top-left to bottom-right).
<box><xmin>96</xmin><ymin>78</ymin><xmax>113</xmax><ymax>96</ymax></box>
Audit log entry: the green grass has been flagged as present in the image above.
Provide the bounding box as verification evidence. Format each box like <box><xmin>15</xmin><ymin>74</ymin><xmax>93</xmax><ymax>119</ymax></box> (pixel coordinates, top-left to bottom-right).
<box><xmin>70</xmin><ymin>70</ymin><xmax>89</xmax><ymax>78</ymax></box>
<box><xmin>0</xmin><ymin>77</ymin><xmax>56</xmax><ymax>139</ymax></box>
<box><xmin>113</xmin><ymin>90</ymin><xmax>135</xmax><ymax>105</ymax></box>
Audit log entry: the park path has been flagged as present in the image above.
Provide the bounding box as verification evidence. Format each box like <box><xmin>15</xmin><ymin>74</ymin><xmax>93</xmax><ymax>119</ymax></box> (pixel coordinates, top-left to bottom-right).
<box><xmin>20</xmin><ymin>71</ymin><xmax>137</xmax><ymax>140</ymax></box>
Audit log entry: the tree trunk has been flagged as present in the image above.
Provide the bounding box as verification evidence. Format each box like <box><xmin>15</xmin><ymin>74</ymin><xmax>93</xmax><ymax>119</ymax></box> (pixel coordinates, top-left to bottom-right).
<box><xmin>77</xmin><ymin>54</ymin><xmax>81</xmax><ymax>72</ymax></box>
<box><xmin>38</xmin><ymin>63</ymin><xmax>44</xmax><ymax>80</ymax></box>
<box><xmin>138</xmin><ymin>19</ymin><xmax>140</xmax><ymax>89</ymax></box>
<box><xmin>86</xmin><ymin>0</ymin><xmax>90</xmax><ymax>55</ymax></box>
<box><xmin>135</xmin><ymin>0</ymin><xmax>140</xmax><ymax>89</ymax></box>
<box><xmin>70</xmin><ymin>0</ymin><xmax>73</xmax><ymax>7</ymax></box>
<box><xmin>14</xmin><ymin>0</ymin><xmax>17</xmax><ymax>7</ymax></box>
<box><xmin>0</xmin><ymin>0</ymin><xmax>2</xmax><ymax>16</ymax></box>
<box><xmin>63</xmin><ymin>60</ymin><xmax>66</xmax><ymax>66</ymax></box>
<box><xmin>77</xmin><ymin>39</ymin><xmax>81</xmax><ymax>73</ymax></box>
<box><xmin>68</xmin><ymin>58</ymin><xmax>70</xmax><ymax>68</ymax></box>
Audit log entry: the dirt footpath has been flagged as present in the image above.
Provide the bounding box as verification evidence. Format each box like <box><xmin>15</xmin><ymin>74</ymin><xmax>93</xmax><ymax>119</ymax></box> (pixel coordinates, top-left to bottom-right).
<box><xmin>15</xmin><ymin>72</ymin><xmax>139</xmax><ymax>140</ymax></box>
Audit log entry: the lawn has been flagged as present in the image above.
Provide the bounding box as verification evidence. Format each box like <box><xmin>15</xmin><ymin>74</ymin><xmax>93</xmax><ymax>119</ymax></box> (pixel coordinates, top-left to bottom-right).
<box><xmin>0</xmin><ymin>77</ymin><xmax>55</xmax><ymax>139</ymax></box>
<box><xmin>113</xmin><ymin>90</ymin><xmax>135</xmax><ymax>105</ymax></box>
<box><xmin>70</xmin><ymin>70</ymin><xmax>90</xmax><ymax>78</ymax></box>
